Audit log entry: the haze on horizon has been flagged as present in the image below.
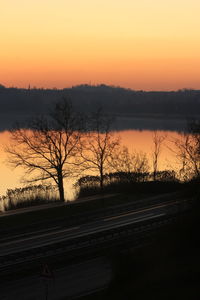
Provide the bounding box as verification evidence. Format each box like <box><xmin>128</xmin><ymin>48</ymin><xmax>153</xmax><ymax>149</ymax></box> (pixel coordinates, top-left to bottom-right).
<box><xmin>1</xmin><ymin>0</ymin><xmax>200</xmax><ymax>91</ymax></box>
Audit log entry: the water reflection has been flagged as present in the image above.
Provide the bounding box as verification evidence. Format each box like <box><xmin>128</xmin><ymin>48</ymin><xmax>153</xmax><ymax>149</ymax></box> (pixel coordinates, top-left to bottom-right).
<box><xmin>0</xmin><ymin>130</ymin><xmax>180</xmax><ymax>198</ymax></box>
<box><xmin>113</xmin><ymin>116</ymin><xmax>187</xmax><ymax>132</ymax></box>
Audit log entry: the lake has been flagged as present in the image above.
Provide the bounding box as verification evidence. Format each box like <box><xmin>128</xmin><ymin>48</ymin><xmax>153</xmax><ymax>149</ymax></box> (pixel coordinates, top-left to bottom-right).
<box><xmin>0</xmin><ymin>129</ymin><xmax>181</xmax><ymax>199</ymax></box>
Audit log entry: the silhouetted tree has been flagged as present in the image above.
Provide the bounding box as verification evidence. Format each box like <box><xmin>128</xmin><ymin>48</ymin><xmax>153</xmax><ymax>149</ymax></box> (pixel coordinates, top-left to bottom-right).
<box><xmin>110</xmin><ymin>146</ymin><xmax>149</xmax><ymax>182</ymax></box>
<box><xmin>80</xmin><ymin>109</ymin><xmax>120</xmax><ymax>189</ymax></box>
<box><xmin>172</xmin><ymin>120</ymin><xmax>200</xmax><ymax>180</ymax></box>
<box><xmin>152</xmin><ymin>131</ymin><xmax>166</xmax><ymax>180</ymax></box>
<box><xmin>6</xmin><ymin>99</ymin><xmax>82</xmax><ymax>201</ymax></box>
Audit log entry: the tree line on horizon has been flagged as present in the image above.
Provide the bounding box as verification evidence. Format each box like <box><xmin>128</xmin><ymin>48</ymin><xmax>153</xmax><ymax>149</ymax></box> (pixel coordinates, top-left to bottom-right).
<box><xmin>0</xmin><ymin>84</ymin><xmax>200</xmax><ymax>131</ymax></box>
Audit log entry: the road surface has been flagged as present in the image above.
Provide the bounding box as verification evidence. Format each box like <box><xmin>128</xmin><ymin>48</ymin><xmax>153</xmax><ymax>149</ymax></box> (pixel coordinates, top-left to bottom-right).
<box><xmin>0</xmin><ymin>198</ymin><xmax>181</xmax><ymax>257</ymax></box>
<box><xmin>0</xmin><ymin>196</ymin><xmax>189</xmax><ymax>299</ymax></box>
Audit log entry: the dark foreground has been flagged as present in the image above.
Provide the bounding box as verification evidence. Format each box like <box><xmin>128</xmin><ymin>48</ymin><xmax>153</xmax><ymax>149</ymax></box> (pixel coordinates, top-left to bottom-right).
<box><xmin>0</xmin><ymin>182</ymin><xmax>199</xmax><ymax>299</ymax></box>
<box><xmin>84</xmin><ymin>199</ymin><xmax>200</xmax><ymax>300</ymax></box>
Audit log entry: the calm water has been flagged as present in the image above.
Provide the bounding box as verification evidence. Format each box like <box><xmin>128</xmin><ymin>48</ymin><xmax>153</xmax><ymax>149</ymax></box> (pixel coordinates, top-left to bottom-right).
<box><xmin>0</xmin><ymin>130</ymin><xmax>181</xmax><ymax>198</ymax></box>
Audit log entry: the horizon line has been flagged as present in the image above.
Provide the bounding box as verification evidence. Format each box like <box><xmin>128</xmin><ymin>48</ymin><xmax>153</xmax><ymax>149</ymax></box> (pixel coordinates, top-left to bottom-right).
<box><xmin>1</xmin><ymin>83</ymin><xmax>199</xmax><ymax>93</ymax></box>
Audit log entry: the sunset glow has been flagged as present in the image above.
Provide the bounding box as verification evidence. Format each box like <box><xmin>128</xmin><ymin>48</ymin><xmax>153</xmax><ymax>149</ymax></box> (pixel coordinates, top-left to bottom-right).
<box><xmin>1</xmin><ymin>0</ymin><xmax>200</xmax><ymax>90</ymax></box>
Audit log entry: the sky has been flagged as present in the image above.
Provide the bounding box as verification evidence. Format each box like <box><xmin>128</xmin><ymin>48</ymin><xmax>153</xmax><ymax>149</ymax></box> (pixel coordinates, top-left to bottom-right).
<box><xmin>1</xmin><ymin>0</ymin><xmax>200</xmax><ymax>90</ymax></box>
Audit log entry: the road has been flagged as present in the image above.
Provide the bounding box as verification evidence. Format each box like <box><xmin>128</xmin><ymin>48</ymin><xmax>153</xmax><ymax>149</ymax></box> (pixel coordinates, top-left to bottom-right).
<box><xmin>0</xmin><ymin>196</ymin><xmax>190</xmax><ymax>299</ymax></box>
<box><xmin>0</xmin><ymin>198</ymin><xmax>182</xmax><ymax>257</ymax></box>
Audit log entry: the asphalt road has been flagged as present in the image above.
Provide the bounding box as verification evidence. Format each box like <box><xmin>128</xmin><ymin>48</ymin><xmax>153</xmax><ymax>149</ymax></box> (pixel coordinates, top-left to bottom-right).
<box><xmin>0</xmin><ymin>198</ymin><xmax>180</xmax><ymax>257</ymax></box>
<box><xmin>0</xmin><ymin>197</ymin><xmax>187</xmax><ymax>299</ymax></box>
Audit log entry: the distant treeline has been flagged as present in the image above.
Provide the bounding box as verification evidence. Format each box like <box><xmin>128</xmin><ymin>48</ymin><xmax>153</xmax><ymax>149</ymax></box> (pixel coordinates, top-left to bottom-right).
<box><xmin>0</xmin><ymin>84</ymin><xmax>200</xmax><ymax>130</ymax></box>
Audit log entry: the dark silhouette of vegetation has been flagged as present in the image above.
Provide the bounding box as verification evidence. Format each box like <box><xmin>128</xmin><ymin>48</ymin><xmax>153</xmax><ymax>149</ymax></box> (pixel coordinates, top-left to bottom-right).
<box><xmin>0</xmin><ymin>85</ymin><xmax>200</xmax><ymax>131</ymax></box>
<box><xmin>80</xmin><ymin>109</ymin><xmax>120</xmax><ymax>189</ymax></box>
<box><xmin>152</xmin><ymin>131</ymin><xmax>166</xmax><ymax>180</ymax></box>
<box><xmin>171</xmin><ymin>119</ymin><xmax>200</xmax><ymax>181</ymax></box>
<box><xmin>1</xmin><ymin>185</ymin><xmax>59</xmax><ymax>211</ymax></box>
<box><xmin>5</xmin><ymin>98</ymin><xmax>83</xmax><ymax>202</ymax></box>
<box><xmin>151</xmin><ymin>170</ymin><xmax>177</xmax><ymax>182</ymax></box>
<box><xmin>2</xmin><ymin>97</ymin><xmax>198</xmax><ymax>209</ymax></box>
<box><xmin>77</xmin><ymin>170</ymin><xmax>180</xmax><ymax>197</ymax></box>
<box><xmin>110</xmin><ymin>146</ymin><xmax>149</xmax><ymax>177</ymax></box>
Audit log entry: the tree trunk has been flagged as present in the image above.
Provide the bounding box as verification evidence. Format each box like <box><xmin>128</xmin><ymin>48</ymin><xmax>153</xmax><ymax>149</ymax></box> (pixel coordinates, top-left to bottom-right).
<box><xmin>153</xmin><ymin>159</ymin><xmax>157</xmax><ymax>181</ymax></box>
<box><xmin>100</xmin><ymin>167</ymin><xmax>104</xmax><ymax>190</ymax></box>
<box><xmin>58</xmin><ymin>171</ymin><xmax>65</xmax><ymax>202</ymax></box>
<box><xmin>153</xmin><ymin>170</ymin><xmax>157</xmax><ymax>181</ymax></box>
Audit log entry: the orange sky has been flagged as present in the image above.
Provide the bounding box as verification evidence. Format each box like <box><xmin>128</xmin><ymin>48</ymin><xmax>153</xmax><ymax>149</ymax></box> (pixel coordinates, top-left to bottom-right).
<box><xmin>1</xmin><ymin>0</ymin><xmax>200</xmax><ymax>90</ymax></box>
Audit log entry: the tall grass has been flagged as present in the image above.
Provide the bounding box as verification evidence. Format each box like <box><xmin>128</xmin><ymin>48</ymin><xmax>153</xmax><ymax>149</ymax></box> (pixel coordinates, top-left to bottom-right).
<box><xmin>0</xmin><ymin>184</ymin><xmax>60</xmax><ymax>212</ymax></box>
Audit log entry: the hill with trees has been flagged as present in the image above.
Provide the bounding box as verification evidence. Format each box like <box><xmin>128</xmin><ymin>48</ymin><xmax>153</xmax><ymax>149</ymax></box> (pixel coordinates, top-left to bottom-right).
<box><xmin>0</xmin><ymin>84</ymin><xmax>200</xmax><ymax>130</ymax></box>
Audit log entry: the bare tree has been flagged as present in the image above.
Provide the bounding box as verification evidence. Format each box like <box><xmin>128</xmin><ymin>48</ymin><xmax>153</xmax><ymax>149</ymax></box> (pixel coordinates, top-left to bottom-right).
<box><xmin>152</xmin><ymin>131</ymin><xmax>166</xmax><ymax>181</ymax></box>
<box><xmin>80</xmin><ymin>110</ymin><xmax>120</xmax><ymax>189</ymax></box>
<box><xmin>6</xmin><ymin>99</ymin><xmax>82</xmax><ymax>202</ymax></box>
<box><xmin>172</xmin><ymin>120</ymin><xmax>200</xmax><ymax>180</ymax></box>
<box><xmin>110</xmin><ymin>146</ymin><xmax>149</xmax><ymax>175</ymax></box>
